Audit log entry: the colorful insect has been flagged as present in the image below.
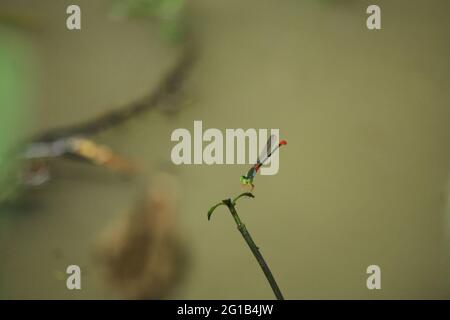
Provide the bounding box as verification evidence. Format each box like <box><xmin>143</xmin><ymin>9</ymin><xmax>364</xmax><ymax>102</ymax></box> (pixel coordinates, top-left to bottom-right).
<box><xmin>240</xmin><ymin>134</ymin><xmax>287</xmax><ymax>191</ymax></box>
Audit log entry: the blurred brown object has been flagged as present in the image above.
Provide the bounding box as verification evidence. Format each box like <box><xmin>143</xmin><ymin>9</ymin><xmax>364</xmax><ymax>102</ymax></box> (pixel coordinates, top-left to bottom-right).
<box><xmin>68</xmin><ymin>137</ymin><xmax>138</xmax><ymax>175</ymax></box>
<box><xmin>96</xmin><ymin>173</ymin><xmax>187</xmax><ymax>299</ymax></box>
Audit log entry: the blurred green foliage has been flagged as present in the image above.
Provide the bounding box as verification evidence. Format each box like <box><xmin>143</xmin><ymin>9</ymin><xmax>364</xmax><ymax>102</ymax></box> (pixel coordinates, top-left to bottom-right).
<box><xmin>110</xmin><ymin>0</ymin><xmax>185</xmax><ymax>42</ymax></box>
<box><xmin>0</xmin><ymin>27</ymin><xmax>32</xmax><ymax>204</ymax></box>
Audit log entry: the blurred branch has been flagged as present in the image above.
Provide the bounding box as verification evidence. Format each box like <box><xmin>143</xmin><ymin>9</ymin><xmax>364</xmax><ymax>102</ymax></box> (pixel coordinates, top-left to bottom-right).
<box><xmin>31</xmin><ymin>46</ymin><xmax>195</xmax><ymax>143</ymax></box>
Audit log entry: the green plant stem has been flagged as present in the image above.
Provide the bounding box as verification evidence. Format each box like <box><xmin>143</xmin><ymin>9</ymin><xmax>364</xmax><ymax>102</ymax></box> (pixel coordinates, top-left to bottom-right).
<box><xmin>222</xmin><ymin>199</ymin><xmax>284</xmax><ymax>300</ymax></box>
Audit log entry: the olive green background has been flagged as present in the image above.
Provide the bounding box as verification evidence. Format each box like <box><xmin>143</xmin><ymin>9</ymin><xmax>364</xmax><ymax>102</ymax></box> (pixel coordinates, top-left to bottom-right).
<box><xmin>0</xmin><ymin>0</ymin><xmax>449</xmax><ymax>299</ymax></box>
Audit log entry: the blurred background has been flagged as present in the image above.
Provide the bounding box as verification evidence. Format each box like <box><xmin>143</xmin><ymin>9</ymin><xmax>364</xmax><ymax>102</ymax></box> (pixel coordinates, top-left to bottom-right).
<box><xmin>0</xmin><ymin>0</ymin><xmax>449</xmax><ymax>299</ymax></box>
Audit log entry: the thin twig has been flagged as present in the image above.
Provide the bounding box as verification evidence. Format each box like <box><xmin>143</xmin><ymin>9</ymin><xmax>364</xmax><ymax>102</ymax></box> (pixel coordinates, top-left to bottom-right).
<box><xmin>208</xmin><ymin>194</ymin><xmax>284</xmax><ymax>300</ymax></box>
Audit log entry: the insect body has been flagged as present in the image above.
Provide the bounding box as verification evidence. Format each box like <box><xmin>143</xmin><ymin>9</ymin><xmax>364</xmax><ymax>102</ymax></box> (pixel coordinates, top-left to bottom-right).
<box><xmin>240</xmin><ymin>135</ymin><xmax>287</xmax><ymax>191</ymax></box>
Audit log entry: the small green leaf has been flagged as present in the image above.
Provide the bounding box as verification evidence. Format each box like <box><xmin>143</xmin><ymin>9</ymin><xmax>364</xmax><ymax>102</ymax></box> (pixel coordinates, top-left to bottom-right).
<box><xmin>232</xmin><ymin>192</ymin><xmax>255</xmax><ymax>206</ymax></box>
<box><xmin>207</xmin><ymin>202</ymin><xmax>225</xmax><ymax>221</ymax></box>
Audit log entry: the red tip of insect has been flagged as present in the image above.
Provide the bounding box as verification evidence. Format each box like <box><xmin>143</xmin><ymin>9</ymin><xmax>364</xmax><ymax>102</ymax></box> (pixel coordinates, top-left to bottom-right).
<box><xmin>279</xmin><ymin>140</ymin><xmax>287</xmax><ymax>146</ymax></box>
